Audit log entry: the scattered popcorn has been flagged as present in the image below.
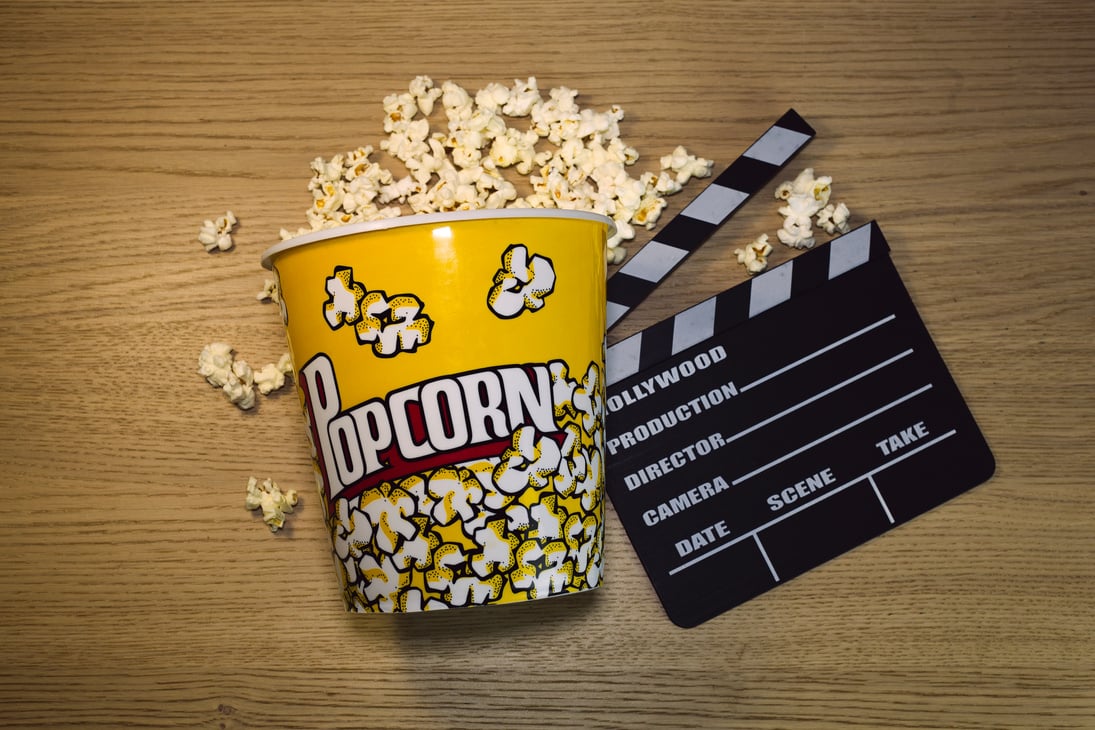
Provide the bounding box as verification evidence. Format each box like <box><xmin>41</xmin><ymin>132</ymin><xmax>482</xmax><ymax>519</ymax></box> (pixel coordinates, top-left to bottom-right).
<box><xmin>198</xmin><ymin>342</ymin><xmax>255</xmax><ymax>410</ymax></box>
<box><xmin>197</xmin><ymin>343</ymin><xmax>290</xmax><ymax>409</ymax></box>
<box><xmin>777</xmin><ymin>204</ymin><xmax>817</xmax><ymax>249</ymax></box>
<box><xmin>197</xmin><ymin>342</ymin><xmax>234</xmax><ymax>387</ymax></box>
<box><xmin>734</xmin><ymin>234</ymin><xmax>774</xmax><ymax>274</ymax></box>
<box><xmin>660</xmin><ymin>145</ymin><xmax>714</xmax><ymax>185</ymax></box>
<box><xmin>245</xmin><ymin>476</ymin><xmax>299</xmax><ymax>533</ymax></box>
<box><xmin>774</xmin><ymin>168</ymin><xmax>845</xmax><ymax>250</ymax></box>
<box><xmin>735</xmin><ymin>170</ymin><xmax>854</xmax><ymax>273</ymax></box>
<box><xmin>817</xmin><ymin>201</ymin><xmax>851</xmax><ymax>235</ymax></box>
<box><xmin>257</xmin><ymin>278</ymin><xmax>280</xmax><ymax>303</ymax></box>
<box><xmin>197</xmin><ymin>211</ymin><xmax>238</xmax><ymax>252</ymax></box>
<box><xmin>224</xmin><ymin>359</ymin><xmax>255</xmax><ymax>409</ymax></box>
<box><xmin>776</xmin><ymin>167</ymin><xmax>831</xmax><ymax>203</ymax></box>
<box><xmin>254</xmin><ymin>360</ymin><xmax>287</xmax><ymax>395</ymax></box>
<box><xmin>282</xmin><ymin>77</ymin><xmax>715</xmax><ymax>267</ymax></box>
<box><xmin>409</xmin><ymin>75</ymin><xmax>443</xmax><ymax>116</ymax></box>
<box><xmin>501</xmin><ymin>77</ymin><xmax>542</xmax><ymax>118</ymax></box>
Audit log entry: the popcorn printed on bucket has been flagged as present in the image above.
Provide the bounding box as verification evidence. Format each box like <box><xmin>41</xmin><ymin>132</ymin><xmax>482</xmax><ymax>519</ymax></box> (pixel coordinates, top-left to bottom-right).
<box><xmin>323</xmin><ymin>266</ymin><xmax>434</xmax><ymax>357</ymax></box>
<box><xmin>327</xmin><ymin>359</ymin><xmax>605</xmax><ymax>612</ymax></box>
<box><xmin>486</xmin><ymin>243</ymin><xmax>556</xmax><ymax>318</ymax></box>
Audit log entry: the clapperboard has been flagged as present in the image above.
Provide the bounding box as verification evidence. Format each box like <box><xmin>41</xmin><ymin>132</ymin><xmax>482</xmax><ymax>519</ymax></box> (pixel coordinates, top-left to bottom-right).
<box><xmin>605</xmin><ymin>222</ymin><xmax>996</xmax><ymax>624</ymax></box>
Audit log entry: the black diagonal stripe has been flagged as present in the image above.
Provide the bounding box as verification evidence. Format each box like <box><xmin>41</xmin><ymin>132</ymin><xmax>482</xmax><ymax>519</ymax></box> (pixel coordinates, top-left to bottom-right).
<box><xmin>866</xmin><ymin>221</ymin><xmax>890</xmax><ymax>257</ymax></box>
<box><xmin>712</xmin><ymin>279</ymin><xmax>753</xmax><ymax>332</ymax></box>
<box><xmin>607</xmin><ymin>271</ymin><xmax>656</xmax><ymax>309</ymax></box>
<box><xmin>654</xmin><ymin>213</ymin><xmax>719</xmax><ymax>252</ymax></box>
<box><xmin>789</xmin><ymin>243</ymin><xmax>830</xmax><ymax>297</ymax></box>
<box><xmin>713</xmin><ymin>155</ymin><xmax>780</xmax><ymax>196</ymax></box>
<box><xmin>775</xmin><ymin>108</ymin><xmax>816</xmax><ymax>137</ymax></box>
<box><xmin>638</xmin><ymin>318</ymin><xmax>676</xmax><ymax>371</ymax></box>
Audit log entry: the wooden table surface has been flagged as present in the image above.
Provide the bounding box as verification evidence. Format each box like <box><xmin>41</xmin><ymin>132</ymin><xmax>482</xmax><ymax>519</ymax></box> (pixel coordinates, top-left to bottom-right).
<box><xmin>2</xmin><ymin>1</ymin><xmax>1093</xmax><ymax>728</ymax></box>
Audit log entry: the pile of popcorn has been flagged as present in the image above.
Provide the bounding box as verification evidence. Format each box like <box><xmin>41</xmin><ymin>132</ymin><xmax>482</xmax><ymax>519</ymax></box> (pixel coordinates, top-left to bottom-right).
<box><xmin>278</xmin><ymin>76</ymin><xmax>714</xmax><ymax>265</ymax></box>
<box><xmin>734</xmin><ymin>168</ymin><xmax>852</xmax><ymax>274</ymax></box>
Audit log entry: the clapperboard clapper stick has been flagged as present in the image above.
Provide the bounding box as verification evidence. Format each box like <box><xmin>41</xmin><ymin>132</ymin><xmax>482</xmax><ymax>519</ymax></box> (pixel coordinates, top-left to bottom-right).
<box><xmin>604</xmin><ymin>222</ymin><xmax>996</xmax><ymax>628</ymax></box>
<box><xmin>606</xmin><ymin>109</ymin><xmax>815</xmax><ymax>331</ymax></box>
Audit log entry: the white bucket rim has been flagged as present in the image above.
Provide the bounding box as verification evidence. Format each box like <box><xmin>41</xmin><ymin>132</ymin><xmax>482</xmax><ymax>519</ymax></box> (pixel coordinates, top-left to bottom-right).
<box><xmin>261</xmin><ymin>208</ymin><xmax>615</xmax><ymax>270</ymax></box>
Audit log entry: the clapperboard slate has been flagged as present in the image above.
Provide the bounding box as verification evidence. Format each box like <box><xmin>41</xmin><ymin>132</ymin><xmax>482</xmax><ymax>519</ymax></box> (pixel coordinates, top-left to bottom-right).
<box><xmin>605</xmin><ymin>221</ymin><xmax>995</xmax><ymax>628</ymax></box>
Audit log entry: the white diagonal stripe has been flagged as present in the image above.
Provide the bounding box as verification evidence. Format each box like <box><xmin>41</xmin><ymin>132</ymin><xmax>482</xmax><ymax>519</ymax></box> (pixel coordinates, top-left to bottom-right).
<box><xmin>680</xmin><ymin>184</ymin><xmax>748</xmax><ymax>225</ymax></box>
<box><xmin>605</xmin><ymin>301</ymin><xmax>630</xmax><ymax>330</ymax></box>
<box><xmin>743</xmin><ymin>125</ymin><xmax>812</xmax><ymax>166</ymax></box>
<box><xmin>748</xmin><ymin>261</ymin><xmax>794</xmax><ymax>317</ymax></box>
<box><xmin>606</xmin><ymin>333</ymin><xmax>643</xmax><ymax>385</ymax></box>
<box><xmin>671</xmin><ymin>296</ymin><xmax>717</xmax><ymax>354</ymax></box>
<box><xmin>828</xmin><ymin>223</ymin><xmax>873</xmax><ymax>279</ymax></box>
<box><xmin>618</xmin><ymin>239</ymin><xmax>688</xmax><ymax>283</ymax></box>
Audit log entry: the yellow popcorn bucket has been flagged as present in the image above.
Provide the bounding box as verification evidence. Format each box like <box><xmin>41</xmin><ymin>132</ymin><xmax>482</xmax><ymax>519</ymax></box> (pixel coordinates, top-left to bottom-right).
<box><xmin>262</xmin><ymin>210</ymin><xmax>612</xmax><ymax>613</ymax></box>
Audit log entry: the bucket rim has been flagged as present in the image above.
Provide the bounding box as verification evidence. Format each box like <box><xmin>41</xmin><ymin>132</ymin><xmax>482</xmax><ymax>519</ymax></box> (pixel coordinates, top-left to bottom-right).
<box><xmin>260</xmin><ymin>208</ymin><xmax>616</xmax><ymax>270</ymax></box>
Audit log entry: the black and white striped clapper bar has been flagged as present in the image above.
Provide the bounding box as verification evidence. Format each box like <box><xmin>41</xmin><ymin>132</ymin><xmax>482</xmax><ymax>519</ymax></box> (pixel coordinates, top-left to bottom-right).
<box><xmin>607</xmin><ymin>221</ymin><xmax>882</xmax><ymax>386</ymax></box>
<box><xmin>606</xmin><ymin>109</ymin><xmax>815</xmax><ymax>331</ymax></box>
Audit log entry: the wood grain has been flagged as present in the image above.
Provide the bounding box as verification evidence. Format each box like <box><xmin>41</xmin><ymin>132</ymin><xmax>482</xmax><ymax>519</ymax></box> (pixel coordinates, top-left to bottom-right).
<box><xmin>1</xmin><ymin>1</ymin><xmax>1092</xmax><ymax>728</ymax></box>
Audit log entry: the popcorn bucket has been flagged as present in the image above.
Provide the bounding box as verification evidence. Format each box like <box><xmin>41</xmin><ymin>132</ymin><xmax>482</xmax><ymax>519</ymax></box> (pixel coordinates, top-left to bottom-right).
<box><xmin>262</xmin><ymin>210</ymin><xmax>612</xmax><ymax>613</ymax></box>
